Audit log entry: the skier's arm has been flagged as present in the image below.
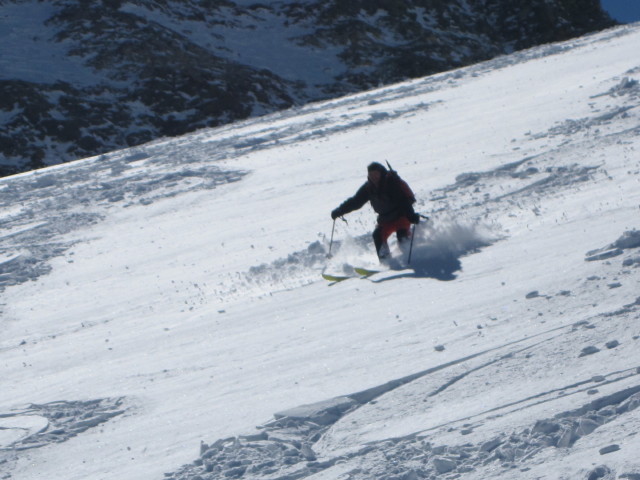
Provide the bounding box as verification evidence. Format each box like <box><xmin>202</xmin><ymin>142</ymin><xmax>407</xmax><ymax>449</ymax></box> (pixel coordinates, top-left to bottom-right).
<box><xmin>331</xmin><ymin>183</ymin><xmax>369</xmax><ymax>219</ymax></box>
<box><xmin>402</xmin><ymin>196</ymin><xmax>418</xmax><ymax>219</ymax></box>
<box><xmin>403</xmin><ymin>198</ymin><xmax>422</xmax><ymax>224</ymax></box>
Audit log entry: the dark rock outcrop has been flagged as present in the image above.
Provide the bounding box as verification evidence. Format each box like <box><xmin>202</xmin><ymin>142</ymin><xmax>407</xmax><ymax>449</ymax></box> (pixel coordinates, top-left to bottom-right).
<box><xmin>0</xmin><ymin>0</ymin><xmax>615</xmax><ymax>176</ymax></box>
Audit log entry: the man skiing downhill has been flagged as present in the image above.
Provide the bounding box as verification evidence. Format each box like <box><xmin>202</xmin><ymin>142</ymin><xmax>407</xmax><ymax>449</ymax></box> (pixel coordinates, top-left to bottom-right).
<box><xmin>331</xmin><ymin>162</ymin><xmax>421</xmax><ymax>262</ymax></box>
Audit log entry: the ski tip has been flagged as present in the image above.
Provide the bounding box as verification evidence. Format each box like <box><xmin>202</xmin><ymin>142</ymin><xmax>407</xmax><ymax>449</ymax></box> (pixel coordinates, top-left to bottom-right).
<box><xmin>322</xmin><ymin>273</ymin><xmax>350</xmax><ymax>283</ymax></box>
<box><xmin>353</xmin><ymin>267</ymin><xmax>380</xmax><ymax>277</ymax></box>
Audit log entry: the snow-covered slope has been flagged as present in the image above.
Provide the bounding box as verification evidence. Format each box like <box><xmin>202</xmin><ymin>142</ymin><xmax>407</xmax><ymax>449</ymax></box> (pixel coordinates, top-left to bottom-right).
<box><xmin>1</xmin><ymin>23</ymin><xmax>640</xmax><ymax>480</ymax></box>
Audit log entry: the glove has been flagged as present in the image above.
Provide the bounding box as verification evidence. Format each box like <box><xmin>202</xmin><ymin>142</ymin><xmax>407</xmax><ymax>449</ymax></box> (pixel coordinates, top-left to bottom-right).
<box><xmin>407</xmin><ymin>212</ymin><xmax>421</xmax><ymax>224</ymax></box>
<box><xmin>331</xmin><ymin>208</ymin><xmax>342</xmax><ymax>220</ymax></box>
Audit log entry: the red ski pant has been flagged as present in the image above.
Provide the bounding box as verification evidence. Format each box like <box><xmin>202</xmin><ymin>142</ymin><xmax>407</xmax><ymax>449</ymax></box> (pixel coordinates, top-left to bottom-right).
<box><xmin>372</xmin><ymin>217</ymin><xmax>411</xmax><ymax>258</ymax></box>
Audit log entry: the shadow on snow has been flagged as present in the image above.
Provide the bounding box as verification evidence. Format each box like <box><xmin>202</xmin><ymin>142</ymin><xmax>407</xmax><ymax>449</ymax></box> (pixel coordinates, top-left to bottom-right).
<box><xmin>374</xmin><ymin>216</ymin><xmax>501</xmax><ymax>282</ymax></box>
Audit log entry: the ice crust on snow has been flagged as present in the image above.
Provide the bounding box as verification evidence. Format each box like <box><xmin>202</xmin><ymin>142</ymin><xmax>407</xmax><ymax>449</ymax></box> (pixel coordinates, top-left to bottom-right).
<box><xmin>167</xmin><ymin>296</ymin><xmax>640</xmax><ymax>479</ymax></box>
<box><xmin>0</xmin><ymin>399</ymin><xmax>124</xmax><ymax>456</ymax></box>
<box><xmin>167</xmin><ymin>355</ymin><xmax>640</xmax><ymax>480</ymax></box>
<box><xmin>586</xmin><ymin>230</ymin><xmax>640</xmax><ymax>262</ymax></box>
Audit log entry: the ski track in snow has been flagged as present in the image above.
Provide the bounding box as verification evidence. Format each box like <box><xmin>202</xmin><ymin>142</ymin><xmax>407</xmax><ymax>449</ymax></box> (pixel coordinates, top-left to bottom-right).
<box><xmin>1</xmin><ymin>23</ymin><xmax>640</xmax><ymax>480</ymax></box>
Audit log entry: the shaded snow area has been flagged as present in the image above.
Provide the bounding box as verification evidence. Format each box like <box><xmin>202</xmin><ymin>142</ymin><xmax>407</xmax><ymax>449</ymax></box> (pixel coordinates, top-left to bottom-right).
<box><xmin>1</xmin><ymin>24</ymin><xmax>640</xmax><ymax>480</ymax></box>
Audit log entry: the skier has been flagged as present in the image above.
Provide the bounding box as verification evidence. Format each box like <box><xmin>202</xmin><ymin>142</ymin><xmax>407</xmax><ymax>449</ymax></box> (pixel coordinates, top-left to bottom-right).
<box><xmin>331</xmin><ymin>162</ymin><xmax>421</xmax><ymax>262</ymax></box>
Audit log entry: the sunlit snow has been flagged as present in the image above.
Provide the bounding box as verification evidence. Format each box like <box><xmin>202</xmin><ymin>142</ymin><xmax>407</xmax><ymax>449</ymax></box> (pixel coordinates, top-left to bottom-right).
<box><xmin>1</xmin><ymin>23</ymin><xmax>640</xmax><ymax>480</ymax></box>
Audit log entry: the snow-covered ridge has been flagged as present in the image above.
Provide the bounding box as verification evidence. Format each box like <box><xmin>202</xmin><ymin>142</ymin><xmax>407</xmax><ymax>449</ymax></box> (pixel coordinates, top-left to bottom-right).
<box><xmin>0</xmin><ymin>0</ymin><xmax>615</xmax><ymax>175</ymax></box>
<box><xmin>1</xmin><ymin>21</ymin><xmax>640</xmax><ymax>480</ymax></box>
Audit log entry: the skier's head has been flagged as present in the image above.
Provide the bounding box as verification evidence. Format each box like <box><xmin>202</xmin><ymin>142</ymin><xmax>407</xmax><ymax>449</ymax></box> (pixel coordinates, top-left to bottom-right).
<box><xmin>367</xmin><ymin>162</ymin><xmax>387</xmax><ymax>174</ymax></box>
<box><xmin>367</xmin><ymin>162</ymin><xmax>387</xmax><ymax>186</ymax></box>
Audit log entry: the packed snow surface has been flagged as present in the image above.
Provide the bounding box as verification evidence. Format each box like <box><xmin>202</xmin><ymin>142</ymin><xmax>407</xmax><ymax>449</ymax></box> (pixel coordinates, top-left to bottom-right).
<box><xmin>1</xmin><ymin>24</ymin><xmax>640</xmax><ymax>480</ymax></box>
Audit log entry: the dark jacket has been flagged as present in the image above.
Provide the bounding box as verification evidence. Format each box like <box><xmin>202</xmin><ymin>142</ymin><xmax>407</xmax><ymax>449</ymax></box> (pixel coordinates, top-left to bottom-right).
<box><xmin>337</xmin><ymin>171</ymin><xmax>416</xmax><ymax>224</ymax></box>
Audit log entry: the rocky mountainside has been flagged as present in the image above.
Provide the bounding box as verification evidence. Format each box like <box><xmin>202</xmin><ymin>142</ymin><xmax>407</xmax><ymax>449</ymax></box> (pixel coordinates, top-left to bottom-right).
<box><xmin>0</xmin><ymin>0</ymin><xmax>615</xmax><ymax>176</ymax></box>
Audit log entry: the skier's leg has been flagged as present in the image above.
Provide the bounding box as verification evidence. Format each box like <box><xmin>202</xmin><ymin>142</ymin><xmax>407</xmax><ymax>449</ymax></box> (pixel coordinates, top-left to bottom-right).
<box><xmin>373</xmin><ymin>224</ymin><xmax>392</xmax><ymax>260</ymax></box>
<box><xmin>397</xmin><ymin>227</ymin><xmax>410</xmax><ymax>243</ymax></box>
<box><xmin>372</xmin><ymin>226</ymin><xmax>386</xmax><ymax>258</ymax></box>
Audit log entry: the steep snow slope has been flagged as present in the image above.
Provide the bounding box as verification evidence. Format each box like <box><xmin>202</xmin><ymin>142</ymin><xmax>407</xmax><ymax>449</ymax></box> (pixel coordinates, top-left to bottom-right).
<box><xmin>1</xmin><ymin>24</ymin><xmax>639</xmax><ymax>480</ymax></box>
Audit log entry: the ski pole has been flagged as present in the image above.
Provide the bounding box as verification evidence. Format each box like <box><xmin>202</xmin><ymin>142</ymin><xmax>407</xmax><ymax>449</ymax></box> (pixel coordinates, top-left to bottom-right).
<box><xmin>408</xmin><ymin>215</ymin><xmax>429</xmax><ymax>265</ymax></box>
<box><xmin>328</xmin><ymin>217</ymin><xmax>348</xmax><ymax>257</ymax></box>
<box><xmin>408</xmin><ymin>223</ymin><xmax>416</xmax><ymax>265</ymax></box>
<box><xmin>328</xmin><ymin>219</ymin><xmax>336</xmax><ymax>257</ymax></box>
